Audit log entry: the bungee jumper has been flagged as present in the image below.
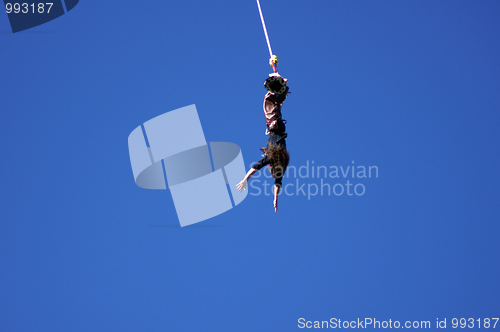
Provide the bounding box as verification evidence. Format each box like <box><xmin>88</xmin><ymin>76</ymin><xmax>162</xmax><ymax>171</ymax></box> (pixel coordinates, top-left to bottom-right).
<box><xmin>236</xmin><ymin>0</ymin><xmax>290</xmax><ymax>212</ymax></box>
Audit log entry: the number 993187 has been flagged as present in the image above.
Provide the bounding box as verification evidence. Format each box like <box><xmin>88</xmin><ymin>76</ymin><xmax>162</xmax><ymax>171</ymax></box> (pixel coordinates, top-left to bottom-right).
<box><xmin>5</xmin><ymin>3</ymin><xmax>53</xmax><ymax>14</ymax></box>
<box><xmin>452</xmin><ymin>318</ymin><xmax>499</xmax><ymax>329</ymax></box>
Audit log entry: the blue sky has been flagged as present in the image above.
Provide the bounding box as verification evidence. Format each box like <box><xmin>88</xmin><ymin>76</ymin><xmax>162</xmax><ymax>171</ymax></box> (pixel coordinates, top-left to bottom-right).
<box><xmin>1</xmin><ymin>1</ymin><xmax>499</xmax><ymax>331</ymax></box>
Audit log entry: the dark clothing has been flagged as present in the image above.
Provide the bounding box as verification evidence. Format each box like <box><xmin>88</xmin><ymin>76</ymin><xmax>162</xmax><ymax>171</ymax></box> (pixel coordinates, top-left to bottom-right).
<box><xmin>265</xmin><ymin>133</ymin><xmax>287</xmax><ymax>150</ymax></box>
<box><xmin>252</xmin><ymin>155</ymin><xmax>283</xmax><ymax>187</ymax></box>
<box><xmin>251</xmin><ymin>134</ymin><xmax>287</xmax><ymax>187</ymax></box>
<box><xmin>263</xmin><ymin>86</ymin><xmax>289</xmax><ymax>133</ymax></box>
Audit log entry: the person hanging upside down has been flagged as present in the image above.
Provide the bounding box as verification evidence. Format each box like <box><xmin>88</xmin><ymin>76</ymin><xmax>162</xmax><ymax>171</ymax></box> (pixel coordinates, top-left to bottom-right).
<box><xmin>236</xmin><ymin>75</ymin><xmax>290</xmax><ymax>212</ymax></box>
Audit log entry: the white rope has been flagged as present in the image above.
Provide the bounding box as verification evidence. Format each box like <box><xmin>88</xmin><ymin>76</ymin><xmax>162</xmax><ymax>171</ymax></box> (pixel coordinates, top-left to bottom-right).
<box><xmin>256</xmin><ymin>0</ymin><xmax>273</xmax><ymax>58</ymax></box>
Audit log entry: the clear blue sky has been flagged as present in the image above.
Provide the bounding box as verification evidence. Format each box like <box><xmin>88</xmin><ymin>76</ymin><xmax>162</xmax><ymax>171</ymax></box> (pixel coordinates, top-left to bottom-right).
<box><xmin>1</xmin><ymin>1</ymin><xmax>499</xmax><ymax>331</ymax></box>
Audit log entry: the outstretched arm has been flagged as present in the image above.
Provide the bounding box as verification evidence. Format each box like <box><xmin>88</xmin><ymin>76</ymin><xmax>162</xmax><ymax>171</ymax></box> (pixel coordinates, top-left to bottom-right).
<box><xmin>273</xmin><ymin>185</ymin><xmax>280</xmax><ymax>212</ymax></box>
<box><xmin>236</xmin><ymin>168</ymin><xmax>258</xmax><ymax>192</ymax></box>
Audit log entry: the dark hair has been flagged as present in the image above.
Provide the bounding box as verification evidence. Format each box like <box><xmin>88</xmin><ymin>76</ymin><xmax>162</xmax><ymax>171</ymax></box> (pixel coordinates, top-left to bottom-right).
<box><xmin>266</xmin><ymin>143</ymin><xmax>290</xmax><ymax>179</ymax></box>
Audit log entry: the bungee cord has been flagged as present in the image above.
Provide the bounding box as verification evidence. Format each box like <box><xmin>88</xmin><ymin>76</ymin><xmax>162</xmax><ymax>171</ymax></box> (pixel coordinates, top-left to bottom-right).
<box><xmin>256</xmin><ymin>0</ymin><xmax>278</xmax><ymax>73</ymax></box>
<box><xmin>256</xmin><ymin>0</ymin><xmax>273</xmax><ymax>58</ymax></box>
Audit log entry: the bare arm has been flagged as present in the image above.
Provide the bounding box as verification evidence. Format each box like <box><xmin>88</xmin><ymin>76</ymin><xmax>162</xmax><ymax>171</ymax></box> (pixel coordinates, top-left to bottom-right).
<box><xmin>273</xmin><ymin>185</ymin><xmax>280</xmax><ymax>212</ymax></box>
<box><xmin>236</xmin><ymin>168</ymin><xmax>258</xmax><ymax>191</ymax></box>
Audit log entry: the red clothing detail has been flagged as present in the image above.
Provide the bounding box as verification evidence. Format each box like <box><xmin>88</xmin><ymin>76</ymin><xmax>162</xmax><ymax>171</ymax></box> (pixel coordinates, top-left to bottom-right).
<box><xmin>263</xmin><ymin>87</ymin><xmax>289</xmax><ymax>132</ymax></box>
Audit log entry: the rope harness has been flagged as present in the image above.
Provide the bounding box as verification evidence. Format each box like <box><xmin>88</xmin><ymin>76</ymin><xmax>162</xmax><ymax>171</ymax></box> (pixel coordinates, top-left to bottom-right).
<box><xmin>256</xmin><ymin>0</ymin><xmax>287</xmax><ymax>94</ymax></box>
